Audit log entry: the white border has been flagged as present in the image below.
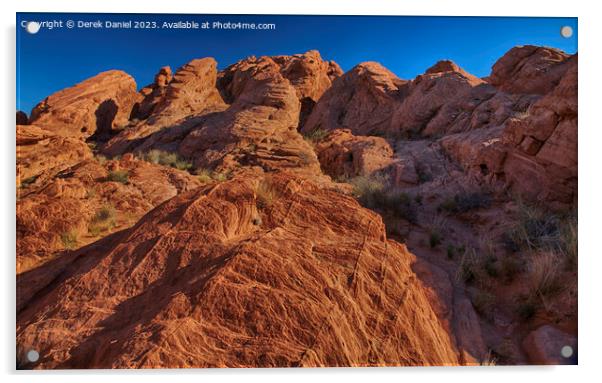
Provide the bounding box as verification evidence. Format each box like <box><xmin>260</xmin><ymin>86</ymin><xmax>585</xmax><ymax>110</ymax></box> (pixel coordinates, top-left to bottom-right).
<box><xmin>2</xmin><ymin>1</ymin><xmax>600</xmax><ymax>382</ymax></box>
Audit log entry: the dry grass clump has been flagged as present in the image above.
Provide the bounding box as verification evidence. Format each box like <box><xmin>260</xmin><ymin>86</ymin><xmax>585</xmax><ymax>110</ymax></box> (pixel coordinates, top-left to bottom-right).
<box><xmin>106</xmin><ymin>170</ymin><xmax>129</xmax><ymax>184</ymax></box>
<box><xmin>195</xmin><ymin>168</ymin><xmax>228</xmax><ymax>184</ymax></box>
<box><xmin>256</xmin><ymin>179</ymin><xmax>279</xmax><ymax>209</ymax></box>
<box><xmin>88</xmin><ymin>204</ymin><xmax>117</xmax><ymax>237</ymax></box>
<box><xmin>60</xmin><ymin>230</ymin><xmax>78</xmax><ymax>250</ymax></box>
<box><xmin>139</xmin><ymin>149</ymin><xmax>193</xmax><ymax>171</ymax></box>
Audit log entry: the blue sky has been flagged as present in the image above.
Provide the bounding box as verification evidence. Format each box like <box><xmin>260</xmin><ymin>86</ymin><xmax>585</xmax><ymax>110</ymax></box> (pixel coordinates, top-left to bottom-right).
<box><xmin>16</xmin><ymin>13</ymin><xmax>577</xmax><ymax>114</ymax></box>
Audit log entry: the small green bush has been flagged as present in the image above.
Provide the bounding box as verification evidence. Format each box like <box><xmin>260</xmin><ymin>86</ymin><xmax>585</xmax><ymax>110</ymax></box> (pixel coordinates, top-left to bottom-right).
<box><xmin>303</xmin><ymin>128</ymin><xmax>329</xmax><ymax>143</ymax></box>
<box><xmin>60</xmin><ymin>230</ymin><xmax>78</xmax><ymax>250</ymax></box>
<box><xmin>429</xmin><ymin>230</ymin><xmax>442</xmax><ymax>248</ymax></box>
<box><xmin>140</xmin><ymin>149</ymin><xmax>193</xmax><ymax>171</ymax></box>
<box><xmin>106</xmin><ymin>170</ymin><xmax>129</xmax><ymax>184</ymax></box>
<box><xmin>438</xmin><ymin>192</ymin><xmax>492</xmax><ymax>214</ymax></box>
<box><xmin>20</xmin><ymin>175</ymin><xmax>38</xmax><ymax>188</ymax></box>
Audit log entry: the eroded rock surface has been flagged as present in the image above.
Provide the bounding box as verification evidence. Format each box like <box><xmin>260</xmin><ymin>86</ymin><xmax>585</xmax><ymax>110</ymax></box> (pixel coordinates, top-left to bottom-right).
<box><xmin>29</xmin><ymin>70</ymin><xmax>139</xmax><ymax>138</ymax></box>
<box><xmin>17</xmin><ymin>173</ymin><xmax>460</xmax><ymax>368</ymax></box>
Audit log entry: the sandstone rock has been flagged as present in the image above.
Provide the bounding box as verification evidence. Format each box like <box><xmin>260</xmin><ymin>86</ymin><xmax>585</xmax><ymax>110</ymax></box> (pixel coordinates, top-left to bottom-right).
<box><xmin>17</xmin><ymin>172</ymin><xmax>460</xmax><ymax>368</ymax></box>
<box><xmin>130</xmin><ymin>66</ymin><xmax>173</xmax><ymax>120</ymax></box>
<box><xmin>522</xmin><ymin>325</ymin><xmax>577</xmax><ymax>365</ymax></box>
<box><xmin>304</xmin><ymin>60</ymin><xmax>485</xmax><ymax>138</ymax></box>
<box><xmin>103</xmin><ymin>58</ymin><xmax>226</xmax><ymax>155</ymax></box>
<box><xmin>29</xmin><ymin>70</ymin><xmax>138</xmax><ymax>138</ymax></box>
<box><xmin>130</xmin><ymin>56</ymin><xmax>324</xmax><ymax>179</ymax></box>
<box><xmin>314</xmin><ymin>129</ymin><xmax>395</xmax><ymax>178</ymax></box>
<box><xmin>219</xmin><ymin>50</ymin><xmax>341</xmax><ymax>104</ymax></box>
<box><xmin>303</xmin><ymin>62</ymin><xmax>406</xmax><ymax>136</ymax></box>
<box><xmin>16</xmin><ymin>125</ymin><xmax>93</xmax><ymax>189</ymax></box>
<box><xmin>16</xmin><ymin>110</ymin><xmax>28</xmax><ymax>125</ymax></box>
<box><xmin>489</xmin><ymin>45</ymin><xmax>571</xmax><ymax>95</ymax></box>
<box><xmin>16</xmin><ymin>156</ymin><xmax>201</xmax><ymax>273</ymax></box>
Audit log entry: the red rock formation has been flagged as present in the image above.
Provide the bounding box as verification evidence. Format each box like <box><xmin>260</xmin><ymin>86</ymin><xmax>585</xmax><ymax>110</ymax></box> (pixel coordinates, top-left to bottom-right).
<box><xmin>17</xmin><ymin>173</ymin><xmax>460</xmax><ymax>368</ymax></box>
<box><xmin>440</xmin><ymin>55</ymin><xmax>578</xmax><ymax>208</ymax></box>
<box><xmin>104</xmin><ymin>59</ymin><xmax>227</xmax><ymax>155</ymax></box>
<box><xmin>303</xmin><ymin>62</ymin><xmax>406</xmax><ymax>136</ymax></box>
<box><xmin>16</xmin><ymin>125</ymin><xmax>93</xmax><ymax>188</ymax></box>
<box><xmin>17</xmin><ymin>155</ymin><xmax>202</xmax><ymax>273</ymax></box>
<box><xmin>314</xmin><ymin>129</ymin><xmax>395</xmax><ymax>178</ymax></box>
<box><xmin>303</xmin><ymin>60</ymin><xmax>483</xmax><ymax>137</ymax></box>
<box><xmin>29</xmin><ymin>70</ymin><xmax>139</xmax><ymax>138</ymax></box>
<box><xmin>489</xmin><ymin>45</ymin><xmax>572</xmax><ymax>95</ymax></box>
<box><xmin>130</xmin><ymin>56</ymin><xmax>325</xmax><ymax>179</ymax></box>
<box><xmin>16</xmin><ymin>110</ymin><xmax>28</xmax><ymax>125</ymax></box>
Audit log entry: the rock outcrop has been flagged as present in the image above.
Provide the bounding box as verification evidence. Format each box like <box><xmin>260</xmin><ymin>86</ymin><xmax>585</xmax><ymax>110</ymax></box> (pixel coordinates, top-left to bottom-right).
<box><xmin>17</xmin><ymin>154</ymin><xmax>202</xmax><ymax>273</ymax></box>
<box><xmin>104</xmin><ymin>59</ymin><xmax>227</xmax><ymax>155</ymax></box>
<box><xmin>314</xmin><ymin>129</ymin><xmax>395</xmax><ymax>178</ymax></box>
<box><xmin>17</xmin><ymin>173</ymin><xmax>460</xmax><ymax>368</ymax></box>
<box><xmin>17</xmin><ymin>125</ymin><xmax>93</xmax><ymax>189</ymax></box>
<box><xmin>489</xmin><ymin>45</ymin><xmax>572</xmax><ymax>95</ymax></box>
<box><xmin>29</xmin><ymin>70</ymin><xmax>139</xmax><ymax>138</ymax></box>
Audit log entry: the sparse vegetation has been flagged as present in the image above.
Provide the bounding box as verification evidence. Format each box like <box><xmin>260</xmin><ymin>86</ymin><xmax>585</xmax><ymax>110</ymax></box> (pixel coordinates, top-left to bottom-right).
<box><xmin>472</xmin><ymin>289</ymin><xmax>496</xmax><ymax>320</ymax></box>
<box><xmin>457</xmin><ymin>248</ymin><xmax>480</xmax><ymax>284</ymax></box>
<box><xmin>106</xmin><ymin>170</ymin><xmax>129</xmax><ymax>184</ymax></box>
<box><xmin>515</xmin><ymin>295</ymin><xmax>538</xmax><ymax>321</ymax></box>
<box><xmin>256</xmin><ymin>179</ymin><xmax>278</xmax><ymax>209</ymax></box>
<box><xmin>415</xmin><ymin>164</ymin><xmax>433</xmax><ymax>183</ymax></box>
<box><xmin>429</xmin><ymin>230</ymin><xmax>442</xmax><ymax>248</ymax></box>
<box><xmin>95</xmin><ymin>154</ymin><xmax>108</xmax><ymax>165</ymax></box>
<box><xmin>139</xmin><ymin>149</ymin><xmax>193</xmax><ymax>171</ymax></box>
<box><xmin>499</xmin><ymin>255</ymin><xmax>523</xmax><ymax>283</ymax></box>
<box><xmin>303</xmin><ymin>128</ymin><xmax>329</xmax><ymax>143</ymax></box>
<box><xmin>60</xmin><ymin>230</ymin><xmax>78</xmax><ymax>250</ymax></box>
<box><xmin>349</xmin><ymin>174</ymin><xmax>418</xmax><ymax>223</ymax></box>
<box><xmin>20</xmin><ymin>175</ymin><xmax>38</xmax><ymax>188</ymax></box>
<box><xmin>438</xmin><ymin>191</ymin><xmax>492</xmax><ymax>214</ymax></box>
<box><xmin>529</xmin><ymin>252</ymin><xmax>563</xmax><ymax>300</ymax></box>
<box><xmin>88</xmin><ymin>205</ymin><xmax>117</xmax><ymax>237</ymax></box>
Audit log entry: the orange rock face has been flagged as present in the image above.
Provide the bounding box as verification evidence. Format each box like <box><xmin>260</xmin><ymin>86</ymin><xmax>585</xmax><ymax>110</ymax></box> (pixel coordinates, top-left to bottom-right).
<box><xmin>15</xmin><ymin>46</ymin><xmax>578</xmax><ymax>369</ymax></box>
<box><xmin>17</xmin><ymin>173</ymin><xmax>460</xmax><ymax>368</ymax></box>
<box><xmin>314</xmin><ymin>129</ymin><xmax>395</xmax><ymax>178</ymax></box>
<box><xmin>17</xmin><ymin>155</ymin><xmax>202</xmax><ymax>273</ymax></box>
<box><xmin>29</xmin><ymin>70</ymin><xmax>139</xmax><ymax>138</ymax></box>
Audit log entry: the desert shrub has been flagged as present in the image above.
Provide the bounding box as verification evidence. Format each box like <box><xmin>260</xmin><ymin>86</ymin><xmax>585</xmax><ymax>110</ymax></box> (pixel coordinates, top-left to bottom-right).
<box><xmin>88</xmin><ymin>205</ymin><xmax>117</xmax><ymax>236</ymax></box>
<box><xmin>499</xmin><ymin>255</ymin><xmax>523</xmax><ymax>283</ymax></box>
<box><xmin>483</xmin><ymin>255</ymin><xmax>499</xmax><ymax>278</ymax></box>
<box><xmin>349</xmin><ymin>174</ymin><xmax>387</xmax><ymax>205</ymax></box>
<box><xmin>196</xmin><ymin>169</ymin><xmax>213</xmax><ymax>183</ymax></box>
<box><xmin>472</xmin><ymin>290</ymin><xmax>496</xmax><ymax>319</ymax></box>
<box><xmin>20</xmin><ymin>175</ymin><xmax>38</xmax><ymax>188</ymax></box>
<box><xmin>95</xmin><ymin>154</ymin><xmax>108</xmax><ymax>165</ymax></box>
<box><xmin>303</xmin><ymin>128</ymin><xmax>329</xmax><ymax>143</ymax></box>
<box><xmin>212</xmin><ymin>172</ymin><xmax>228</xmax><ymax>182</ymax></box>
<box><xmin>350</xmin><ymin>175</ymin><xmax>419</xmax><ymax>223</ymax></box>
<box><xmin>446</xmin><ymin>244</ymin><xmax>456</xmax><ymax>259</ymax></box>
<box><xmin>195</xmin><ymin>169</ymin><xmax>228</xmax><ymax>184</ymax></box>
<box><xmin>457</xmin><ymin>249</ymin><xmax>480</xmax><ymax>284</ymax></box>
<box><xmin>93</xmin><ymin>205</ymin><xmax>115</xmax><ymax>222</ymax></box>
<box><xmin>559</xmin><ymin>214</ymin><xmax>577</xmax><ymax>270</ymax></box>
<box><xmin>256</xmin><ymin>179</ymin><xmax>278</xmax><ymax>209</ymax></box>
<box><xmin>429</xmin><ymin>230</ymin><xmax>442</xmax><ymax>248</ymax></box>
<box><xmin>140</xmin><ymin>149</ymin><xmax>193</xmax><ymax>171</ymax></box>
<box><xmin>106</xmin><ymin>170</ymin><xmax>129</xmax><ymax>184</ymax></box>
<box><xmin>415</xmin><ymin>164</ymin><xmax>433</xmax><ymax>183</ymax></box>
<box><xmin>515</xmin><ymin>294</ymin><xmax>538</xmax><ymax>321</ymax></box>
<box><xmin>438</xmin><ymin>192</ymin><xmax>492</xmax><ymax>214</ymax></box>
<box><xmin>504</xmin><ymin>201</ymin><xmax>562</xmax><ymax>252</ymax></box>
<box><xmin>528</xmin><ymin>252</ymin><xmax>563</xmax><ymax>300</ymax></box>
<box><xmin>60</xmin><ymin>230</ymin><xmax>78</xmax><ymax>250</ymax></box>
